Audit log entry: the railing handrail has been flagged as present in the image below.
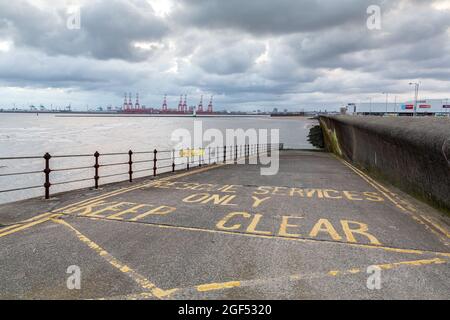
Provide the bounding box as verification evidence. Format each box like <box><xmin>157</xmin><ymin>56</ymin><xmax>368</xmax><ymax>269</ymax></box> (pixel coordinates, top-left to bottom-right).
<box><xmin>0</xmin><ymin>146</ymin><xmax>235</xmax><ymax>160</ymax></box>
<box><xmin>0</xmin><ymin>143</ymin><xmax>281</xmax><ymax>200</ymax></box>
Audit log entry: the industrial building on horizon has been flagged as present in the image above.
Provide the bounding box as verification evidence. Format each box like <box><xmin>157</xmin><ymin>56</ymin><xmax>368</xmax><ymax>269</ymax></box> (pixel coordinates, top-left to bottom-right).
<box><xmin>121</xmin><ymin>93</ymin><xmax>214</xmax><ymax>115</ymax></box>
<box><xmin>345</xmin><ymin>98</ymin><xmax>450</xmax><ymax>116</ymax></box>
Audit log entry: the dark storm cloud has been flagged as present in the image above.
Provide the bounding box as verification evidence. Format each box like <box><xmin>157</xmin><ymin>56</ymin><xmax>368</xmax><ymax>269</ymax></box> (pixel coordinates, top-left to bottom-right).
<box><xmin>0</xmin><ymin>48</ymin><xmax>143</xmax><ymax>90</ymax></box>
<box><xmin>0</xmin><ymin>0</ymin><xmax>449</xmax><ymax>109</ymax></box>
<box><xmin>0</xmin><ymin>0</ymin><xmax>168</xmax><ymax>61</ymax></box>
<box><xmin>174</xmin><ymin>0</ymin><xmax>388</xmax><ymax>35</ymax></box>
<box><xmin>191</xmin><ymin>39</ymin><xmax>265</xmax><ymax>75</ymax></box>
<box><xmin>284</xmin><ymin>2</ymin><xmax>450</xmax><ymax>69</ymax></box>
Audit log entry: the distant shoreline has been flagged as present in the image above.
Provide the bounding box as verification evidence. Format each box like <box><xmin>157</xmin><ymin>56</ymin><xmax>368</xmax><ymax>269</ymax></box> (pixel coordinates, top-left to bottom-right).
<box><xmin>0</xmin><ymin>111</ymin><xmax>316</xmax><ymax>118</ymax></box>
<box><xmin>270</xmin><ymin>116</ymin><xmax>313</xmax><ymax>119</ymax></box>
<box><xmin>54</xmin><ymin>114</ymin><xmax>271</xmax><ymax>118</ymax></box>
<box><xmin>0</xmin><ymin>111</ymin><xmax>270</xmax><ymax>118</ymax></box>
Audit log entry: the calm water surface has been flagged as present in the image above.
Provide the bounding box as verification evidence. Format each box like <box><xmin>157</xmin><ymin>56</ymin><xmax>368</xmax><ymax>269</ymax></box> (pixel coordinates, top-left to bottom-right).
<box><xmin>0</xmin><ymin>113</ymin><xmax>317</xmax><ymax>204</ymax></box>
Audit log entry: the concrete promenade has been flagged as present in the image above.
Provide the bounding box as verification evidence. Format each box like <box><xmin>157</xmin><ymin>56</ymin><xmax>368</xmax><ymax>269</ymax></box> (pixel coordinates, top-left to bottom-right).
<box><xmin>1</xmin><ymin>150</ymin><xmax>449</xmax><ymax>299</ymax></box>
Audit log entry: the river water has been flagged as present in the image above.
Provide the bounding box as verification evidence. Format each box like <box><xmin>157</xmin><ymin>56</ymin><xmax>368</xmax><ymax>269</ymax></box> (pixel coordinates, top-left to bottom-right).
<box><xmin>0</xmin><ymin>113</ymin><xmax>317</xmax><ymax>204</ymax></box>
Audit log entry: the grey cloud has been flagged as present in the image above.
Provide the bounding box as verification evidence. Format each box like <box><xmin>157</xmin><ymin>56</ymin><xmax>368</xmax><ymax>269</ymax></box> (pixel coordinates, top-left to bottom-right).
<box><xmin>191</xmin><ymin>40</ymin><xmax>265</xmax><ymax>75</ymax></box>
<box><xmin>174</xmin><ymin>0</ymin><xmax>388</xmax><ymax>35</ymax></box>
<box><xmin>0</xmin><ymin>0</ymin><xmax>450</xmax><ymax>110</ymax></box>
<box><xmin>0</xmin><ymin>0</ymin><xmax>168</xmax><ymax>61</ymax></box>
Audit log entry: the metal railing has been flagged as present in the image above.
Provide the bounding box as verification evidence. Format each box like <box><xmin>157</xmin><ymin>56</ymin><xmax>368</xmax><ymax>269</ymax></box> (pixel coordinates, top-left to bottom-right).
<box><xmin>0</xmin><ymin>143</ymin><xmax>280</xmax><ymax>200</ymax></box>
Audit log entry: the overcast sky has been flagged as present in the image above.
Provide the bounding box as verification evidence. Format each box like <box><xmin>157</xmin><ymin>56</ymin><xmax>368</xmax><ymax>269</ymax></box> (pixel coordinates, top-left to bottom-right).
<box><xmin>0</xmin><ymin>0</ymin><xmax>449</xmax><ymax>111</ymax></box>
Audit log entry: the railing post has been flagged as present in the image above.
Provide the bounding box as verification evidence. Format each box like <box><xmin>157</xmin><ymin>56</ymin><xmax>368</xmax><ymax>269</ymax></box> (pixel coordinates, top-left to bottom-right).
<box><xmin>223</xmin><ymin>145</ymin><xmax>227</xmax><ymax>163</ymax></box>
<box><xmin>128</xmin><ymin>150</ymin><xmax>133</xmax><ymax>182</ymax></box>
<box><xmin>94</xmin><ymin>151</ymin><xmax>100</xmax><ymax>189</ymax></box>
<box><xmin>187</xmin><ymin>148</ymin><xmax>190</xmax><ymax>170</ymax></box>
<box><xmin>234</xmin><ymin>145</ymin><xmax>238</xmax><ymax>164</ymax></box>
<box><xmin>153</xmin><ymin>149</ymin><xmax>157</xmax><ymax>177</ymax></box>
<box><xmin>208</xmin><ymin>147</ymin><xmax>211</xmax><ymax>165</ymax></box>
<box><xmin>202</xmin><ymin>148</ymin><xmax>205</xmax><ymax>166</ymax></box>
<box><xmin>43</xmin><ymin>152</ymin><xmax>51</xmax><ymax>199</ymax></box>
<box><xmin>172</xmin><ymin>150</ymin><xmax>175</xmax><ymax>173</ymax></box>
<box><xmin>257</xmin><ymin>144</ymin><xmax>260</xmax><ymax>158</ymax></box>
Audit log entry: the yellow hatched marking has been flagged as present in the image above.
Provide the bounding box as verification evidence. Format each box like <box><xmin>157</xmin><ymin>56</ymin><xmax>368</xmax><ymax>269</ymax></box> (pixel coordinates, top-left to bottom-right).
<box><xmin>51</xmin><ymin>218</ymin><xmax>176</xmax><ymax>299</ymax></box>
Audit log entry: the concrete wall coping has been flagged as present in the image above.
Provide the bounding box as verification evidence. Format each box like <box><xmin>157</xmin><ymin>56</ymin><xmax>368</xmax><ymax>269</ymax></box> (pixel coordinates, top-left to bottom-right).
<box><xmin>321</xmin><ymin>116</ymin><xmax>450</xmax><ymax>154</ymax></box>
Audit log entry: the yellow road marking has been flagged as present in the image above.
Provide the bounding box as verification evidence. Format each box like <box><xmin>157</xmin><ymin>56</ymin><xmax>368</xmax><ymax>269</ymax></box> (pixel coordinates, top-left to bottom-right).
<box><xmin>420</xmin><ymin>216</ymin><xmax>450</xmax><ymax>239</ymax></box>
<box><xmin>160</xmin><ymin>257</ymin><xmax>448</xmax><ymax>297</ymax></box>
<box><xmin>54</xmin><ymin>163</ymin><xmax>226</xmax><ymax>213</ymax></box>
<box><xmin>78</xmin><ymin>215</ymin><xmax>450</xmax><ymax>258</ymax></box>
<box><xmin>338</xmin><ymin>158</ymin><xmax>407</xmax><ymax>212</ymax></box>
<box><xmin>0</xmin><ymin>163</ymin><xmax>226</xmax><ymax>240</ymax></box>
<box><xmin>54</xmin><ymin>164</ymin><xmax>226</xmax><ymax>218</ymax></box>
<box><xmin>337</xmin><ymin>157</ymin><xmax>450</xmax><ymax>245</ymax></box>
<box><xmin>0</xmin><ymin>213</ymin><xmax>61</xmax><ymax>238</ymax></box>
<box><xmin>54</xmin><ymin>184</ymin><xmax>151</xmax><ymax>212</ymax></box>
<box><xmin>98</xmin><ymin>292</ymin><xmax>155</xmax><ymax>300</ymax></box>
<box><xmin>0</xmin><ymin>212</ymin><xmax>56</xmax><ymax>233</ymax></box>
<box><xmin>51</xmin><ymin>218</ymin><xmax>176</xmax><ymax>299</ymax></box>
<box><xmin>376</xmin><ymin>257</ymin><xmax>447</xmax><ymax>270</ymax></box>
<box><xmin>104</xmin><ymin>256</ymin><xmax>447</xmax><ymax>299</ymax></box>
<box><xmin>197</xmin><ymin>281</ymin><xmax>241</xmax><ymax>292</ymax></box>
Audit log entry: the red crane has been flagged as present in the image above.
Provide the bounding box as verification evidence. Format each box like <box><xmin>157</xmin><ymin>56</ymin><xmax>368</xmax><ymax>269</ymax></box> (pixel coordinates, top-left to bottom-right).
<box><xmin>177</xmin><ymin>95</ymin><xmax>183</xmax><ymax>112</ymax></box>
<box><xmin>198</xmin><ymin>95</ymin><xmax>204</xmax><ymax>112</ymax></box>
<box><xmin>182</xmin><ymin>94</ymin><xmax>188</xmax><ymax>113</ymax></box>
<box><xmin>123</xmin><ymin>93</ymin><xmax>128</xmax><ymax>111</ymax></box>
<box><xmin>162</xmin><ymin>94</ymin><xmax>168</xmax><ymax>112</ymax></box>
<box><xmin>128</xmin><ymin>93</ymin><xmax>133</xmax><ymax>110</ymax></box>
<box><xmin>207</xmin><ymin>95</ymin><xmax>213</xmax><ymax>113</ymax></box>
<box><xmin>135</xmin><ymin>93</ymin><xmax>140</xmax><ymax>110</ymax></box>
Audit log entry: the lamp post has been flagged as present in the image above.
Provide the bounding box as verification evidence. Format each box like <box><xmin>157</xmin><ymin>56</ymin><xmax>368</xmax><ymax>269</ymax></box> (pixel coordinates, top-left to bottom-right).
<box><xmin>394</xmin><ymin>96</ymin><xmax>397</xmax><ymax>114</ymax></box>
<box><xmin>446</xmin><ymin>98</ymin><xmax>449</xmax><ymax>117</ymax></box>
<box><xmin>382</xmin><ymin>92</ymin><xmax>389</xmax><ymax>114</ymax></box>
<box><xmin>409</xmin><ymin>82</ymin><xmax>420</xmax><ymax>117</ymax></box>
<box><xmin>368</xmin><ymin>97</ymin><xmax>372</xmax><ymax>115</ymax></box>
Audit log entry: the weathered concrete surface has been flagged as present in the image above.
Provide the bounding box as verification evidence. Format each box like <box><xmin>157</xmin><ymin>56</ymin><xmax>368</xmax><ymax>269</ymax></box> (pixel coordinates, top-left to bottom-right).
<box><xmin>1</xmin><ymin>150</ymin><xmax>449</xmax><ymax>300</ymax></box>
<box><xmin>319</xmin><ymin>116</ymin><xmax>450</xmax><ymax>212</ymax></box>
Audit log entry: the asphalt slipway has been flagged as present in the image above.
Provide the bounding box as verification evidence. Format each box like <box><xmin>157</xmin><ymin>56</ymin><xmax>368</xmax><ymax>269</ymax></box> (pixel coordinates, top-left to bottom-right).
<box><xmin>1</xmin><ymin>150</ymin><xmax>449</xmax><ymax>299</ymax></box>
